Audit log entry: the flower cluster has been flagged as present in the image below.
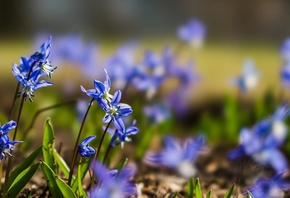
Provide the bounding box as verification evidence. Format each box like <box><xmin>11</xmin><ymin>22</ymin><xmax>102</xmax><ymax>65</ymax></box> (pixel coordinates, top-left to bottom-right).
<box><xmin>280</xmin><ymin>38</ymin><xmax>290</xmax><ymax>89</ymax></box>
<box><xmin>81</xmin><ymin>69</ymin><xmax>132</xmax><ymax>127</ymax></box>
<box><xmin>247</xmin><ymin>173</ymin><xmax>290</xmax><ymax>198</ymax></box>
<box><xmin>228</xmin><ymin>105</ymin><xmax>289</xmax><ymax>173</ymax></box>
<box><xmin>177</xmin><ymin>19</ymin><xmax>206</xmax><ymax>48</ymax></box>
<box><xmin>107</xmin><ymin>119</ymin><xmax>139</xmax><ymax>148</ymax></box>
<box><xmin>145</xmin><ymin>135</ymin><xmax>206</xmax><ymax>178</ymax></box>
<box><xmin>0</xmin><ymin>121</ymin><xmax>22</xmax><ymax>161</ymax></box>
<box><xmin>90</xmin><ymin>161</ymin><xmax>137</xmax><ymax>197</ymax></box>
<box><xmin>230</xmin><ymin>59</ymin><xmax>260</xmax><ymax>92</ymax></box>
<box><xmin>12</xmin><ymin>36</ymin><xmax>56</xmax><ymax>101</ymax></box>
<box><xmin>78</xmin><ymin>136</ymin><xmax>96</xmax><ymax>157</ymax></box>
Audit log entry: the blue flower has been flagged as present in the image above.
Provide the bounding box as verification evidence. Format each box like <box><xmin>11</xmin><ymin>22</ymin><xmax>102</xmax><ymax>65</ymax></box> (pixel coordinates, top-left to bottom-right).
<box><xmin>108</xmin><ymin>119</ymin><xmax>139</xmax><ymax>148</ymax></box>
<box><xmin>0</xmin><ymin>121</ymin><xmax>22</xmax><ymax>162</ymax></box>
<box><xmin>228</xmin><ymin>128</ymin><xmax>288</xmax><ymax>173</ymax></box>
<box><xmin>280</xmin><ymin>38</ymin><xmax>290</xmax><ymax>63</ymax></box>
<box><xmin>105</xmin><ymin>41</ymin><xmax>138</xmax><ymax>90</ymax></box>
<box><xmin>177</xmin><ymin>19</ymin><xmax>206</xmax><ymax>48</ymax></box>
<box><xmin>30</xmin><ymin>35</ymin><xmax>57</xmax><ymax>78</ymax></box>
<box><xmin>78</xmin><ymin>136</ymin><xmax>96</xmax><ymax>157</ymax></box>
<box><xmin>101</xmin><ymin>90</ymin><xmax>133</xmax><ymax>129</ymax></box>
<box><xmin>0</xmin><ymin>121</ymin><xmax>17</xmax><ymax>136</ymax></box>
<box><xmin>90</xmin><ymin>161</ymin><xmax>137</xmax><ymax>198</ymax></box>
<box><xmin>143</xmin><ymin>104</ymin><xmax>170</xmax><ymax>124</ymax></box>
<box><xmin>12</xmin><ymin>59</ymin><xmax>53</xmax><ymax>101</ymax></box>
<box><xmin>280</xmin><ymin>63</ymin><xmax>290</xmax><ymax>89</ymax></box>
<box><xmin>248</xmin><ymin>173</ymin><xmax>290</xmax><ymax>198</ymax></box>
<box><xmin>145</xmin><ymin>135</ymin><xmax>206</xmax><ymax>178</ymax></box>
<box><xmin>132</xmin><ymin>50</ymin><xmax>166</xmax><ymax>99</ymax></box>
<box><xmin>230</xmin><ymin>59</ymin><xmax>260</xmax><ymax>92</ymax></box>
<box><xmin>80</xmin><ymin>69</ymin><xmax>112</xmax><ymax>103</ymax></box>
<box><xmin>44</xmin><ymin>34</ymin><xmax>100</xmax><ymax>79</ymax></box>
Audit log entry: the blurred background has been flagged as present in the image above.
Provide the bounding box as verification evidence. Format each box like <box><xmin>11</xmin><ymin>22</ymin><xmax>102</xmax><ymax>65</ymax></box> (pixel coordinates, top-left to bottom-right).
<box><xmin>1</xmin><ymin>0</ymin><xmax>290</xmax><ymax>41</ymax></box>
<box><xmin>1</xmin><ymin>1</ymin><xmax>290</xmax><ymax>146</ymax></box>
<box><xmin>1</xmin><ymin>1</ymin><xmax>290</xmax><ymax>99</ymax></box>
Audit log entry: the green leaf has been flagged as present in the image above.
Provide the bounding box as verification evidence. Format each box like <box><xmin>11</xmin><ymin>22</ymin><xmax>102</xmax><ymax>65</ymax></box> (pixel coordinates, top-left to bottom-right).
<box><xmin>53</xmin><ymin>149</ymin><xmax>70</xmax><ymax>179</ymax></box>
<box><xmin>223</xmin><ymin>183</ymin><xmax>235</xmax><ymax>198</ymax></box>
<box><xmin>40</xmin><ymin>160</ymin><xmax>62</xmax><ymax>198</ymax></box>
<box><xmin>6</xmin><ymin>163</ymin><xmax>40</xmax><ymax>198</ymax></box>
<box><xmin>8</xmin><ymin>146</ymin><xmax>42</xmax><ymax>187</ymax></box>
<box><xmin>42</xmin><ymin>119</ymin><xmax>56</xmax><ymax>172</ymax></box>
<box><xmin>72</xmin><ymin>155</ymin><xmax>94</xmax><ymax>191</ymax></box>
<box><xmin>172</xmin><ymin>191</ymin><xmax>179</xmax><ymax>198</ymax></box>
<box><xmin>77</xmin><ymin>161</ymin><xmax>87</xmax><ymax>198</ymax></box>
<box><xmin>195</xmin><ymin>178</ymin><xmax>203</xmax><ymax>198</ymax></box>
<box><xmin>206</xmin><ymin>190</ymin><xmax>212</xmax><ymax>198</ymax></box>
<box><xmin>116</xmin><ymin>158</ymin><xmax>128</xmax><ymax>176</ymax></box>
<box><xmin>55</xmin><ymin>176</ymin><xmax>77</xmax><ymax>198</ymax></box>
<box><xmin>186</xmin><ymin>177</ymin><xmax>194</xmax><ymax>198</ymax></box>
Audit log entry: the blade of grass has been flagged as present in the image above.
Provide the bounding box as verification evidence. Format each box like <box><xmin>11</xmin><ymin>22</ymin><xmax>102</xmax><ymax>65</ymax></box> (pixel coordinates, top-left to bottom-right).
<box><xmin>6</xmin><ymin>163</ymin><xmax>40</xmax><ymax>198</ymax></box>
<box><xmin>195</xmin><ymin>178</ymin><xmax>203</xmax><ymax>198</ymax></box>
<box><xmin>77</xmin><ymin>161</ymin><xmax>87</xmax><ymax>198</ymax></box>
<box><xmin>42</xmin><ymin>119</ymin><xmax>56</xmax><ymax>172</ymax></box>
<box><xmin>206</xmin><ymin>190</ymin><xmax>212</xmax><ymax>198</ymax></box>
<box><xmin>40</xmin><ymin>160</ymin><xmax>62</xmax><ymax>197</ymax></box>
<box><xmin>72</xmin><ymin>155</ymin><xmax>94</xmax><ymax>191</ymax></box>
<box><xmin>186</xmin><ymin>177</ymin><xmax>194</xmax><ymax>198</ymax></box>
<box><xmin>223</xmin><ymin>183</ymin><xmax>235</xmax><ymax>198</ymax></box>
<box><xmin>53</xmin><ymin>149</ymin><xmax>70</xmax><ymax>179</ymax></box>
<box><xmin>8</xmin><ymin>146</ymin><xmax>42</xmax><ymax>187</ymax></box>
<box><xmin>55</xmin><ymin>176</ymin><xmax>77</xmax><ymax>198</ymax></box>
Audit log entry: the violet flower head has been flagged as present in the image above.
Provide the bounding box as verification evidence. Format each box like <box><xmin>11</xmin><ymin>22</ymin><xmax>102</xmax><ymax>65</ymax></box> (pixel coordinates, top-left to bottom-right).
<box><xmin>105</xmin><ymin>41</ymin><xmax>138</xmax><ymax>90</ymax></box>
<box><xmin>0</xmin><ymin>121</ymin><xmax>16</xmax><ymax>136</ymax></box>
<box><xmin>30</xmin><ymin>35</ymin><xmax>57</xmax><ymax>78</ymax></box>
<box><xmin>80</xmin><ymin>69</ymin><xmax>112</xmax><ymax>103</ymax></box>
<box><xmin>78</xmin><ymin>136</ymin><xmax>96</xmax><ymax>157</ymax></box>
<box><xmin>108</xmin><ymin>119</ymin><xmax>139</xmax><ymax>148</ymax></box>
<box><xmin>248</xmin><ymin>173</ymin><xmax>290</xmax><ymax>198</ymax></box>
<box><xmin>143</xmin><ymin>104</ymin><xmax>170</xmax><ymax>124</ymax></box>
<box><xmin>280</xmin><ymin>63</ymin><xmax>290</xmax><ymax>89</ymax></box>
<box><xmin>178</xmin><ymin>19</ymin><xmax>206</xmax><ymax>48</ymax></box>
<box><xmin>280</xmin><ymin>38</ymin><xmax>290</xmax><ymax>63</ymax></box>
<box><xmin>228</xmin><ymin>127</ymin><xmax>288</xmax><ymax>173</ymax></box>
<box><xmin>12</xmin><ymin>58</ymin><xmax>54</xmax><ymax>101</ymax></box>
<box><xmin>132</xmin><ymin>50</ymin><xmax>166</xmax><ymax>99</ymax></box>
<box><xmin>90</xmin><ymin>161</ymin><xmax>137</xmax><ymax>198</ymax></box>
<box><xmin>0</xmin><ymin>121</ymin><xmax>22</xmax><ymax>162</ymax></box>
<box><xmin>101</xmin><ymin>90</ymin><xmax>133</xmax><ymax>130</ymax></box>
<box><xmin>145</xmin><ymin>135</ymin><xmax>206</xmax><ymax>178</ymax></box>
<box><xmin>230</xmin><ymin>59</ymin><xmax>260</xmax><ymax>92</ymax></box>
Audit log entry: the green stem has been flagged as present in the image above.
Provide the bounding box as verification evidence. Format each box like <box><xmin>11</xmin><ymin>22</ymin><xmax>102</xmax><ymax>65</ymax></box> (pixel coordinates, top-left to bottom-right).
<box><xmin>22</xmin><ymin>99</ymin><xmax>76</xmax><ymax>140</ymax></box>
<box><xmin>95</xmin><ymin>120</ymin><xmax>112</xmax><ymax>160</ymax></box>
<box><xmin>102</xmin><ymin>145</ymin><xmax>112</xmax><ymax>165</ymax></box>
<box><xmin>4</xmin><ymin>94</ymin><xmax>25</xmax><ymax>194</ymax></box>
<box><xmin>9</xmin><ymin>82</ymin><xmax>20</xmax><ymax>120</ymax></box>
<box><xmin>68</xmin><ymin>98</ymin><xmax>94</xmax><ymax>186</ymax></box>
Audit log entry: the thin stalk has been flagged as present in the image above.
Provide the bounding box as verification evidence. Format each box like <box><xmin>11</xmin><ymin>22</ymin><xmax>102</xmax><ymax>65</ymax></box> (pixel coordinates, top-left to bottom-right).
<box><xmin>22</xmin><ymin>99</ymin><xmax>76</xmax><ymax>139</ymax></box>
<box><xmin>68</xmin><ymin>98</ymin><xmax>94</xmax><ymax>186</ymax></box>
<box><xmin>95</xmin><ymin>120</ymin><xmax>112</xmax><ymax>160</ymax></box>
<box><xmin>90</xmin><ymin>120</ymin><xmax>112</xmax><ymax>187</ymax></box>
<box><xmin>3</xmin><ymin>95</ymin><xmax>25</xmax><ymax>194</ymax></box>
<box><xmin>9</xmin><ymin>82</ymin><xmax>20</xmax><ymax>120</ymax></box>
<box><xmin>102</xmin><ymin>145</ymin><xmax>112</xmax><ymax>165</ymax></box>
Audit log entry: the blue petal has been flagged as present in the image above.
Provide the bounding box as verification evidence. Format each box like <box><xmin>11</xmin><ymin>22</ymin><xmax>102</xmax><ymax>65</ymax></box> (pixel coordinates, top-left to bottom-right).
<box><xmin>111</xmin><ymin>90</ymin><xmax>122</xmax><ymax>106</ymax></box>
<box><xmin>1</xmin><ymin>121</ymin><xmax>17</xmax><ymax>134</ymax></box>
<box><xmin>94</xmin><ymin>80</ymin><xmax>106</xmax><ymax>95</ymax></box>
<box><xmin>102</xmin><ymin>114</ymin><xmax>111</xmax><ymax>124</ymax></box>
<box><xmin>81</xmin><ymin>135</ymin><xmax>96</xmax><ymax>145</ymax></box>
